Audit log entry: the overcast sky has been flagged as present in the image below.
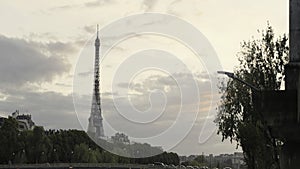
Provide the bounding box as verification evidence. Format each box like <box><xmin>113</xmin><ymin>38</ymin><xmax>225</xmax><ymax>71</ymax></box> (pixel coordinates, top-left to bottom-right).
<box><xmin>0</xmin><ymin>0</ymin><xmax>288</xmax><ymax>156</ymax></box>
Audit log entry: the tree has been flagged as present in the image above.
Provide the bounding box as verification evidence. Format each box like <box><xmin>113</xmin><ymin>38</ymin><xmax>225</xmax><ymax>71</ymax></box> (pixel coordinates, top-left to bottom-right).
<box><xmin>111</xmin><ymin>133</ymin><xmax>130</xmax><ymax>144</ymax></box>
<box><xmin>28</xmin><ymin>126</ymin><xmax>51</xmax><ymax>163</ymax></box>
<box><xmin>216</xmin><ymin>24</ymin><xmax>289</xmax><ymax>169</ymax></box>
<box><xmin>0</xmin><ymin>125</ymin><xmax>180</xmax><ymax>165</ymax></box>
<box><xmin>73</xmin><ymin>143</ymin><xmax>90</xmax><ymax>162</ymax></box>
<box><xmin>0</xmin><ymin>117</ymin><xmax>19</xmax><ymax>164</ymax></box>
<box><xmin>194</xmin><ymin>155</ymin><xmax>207</xmax><ymax>166</ymax></box>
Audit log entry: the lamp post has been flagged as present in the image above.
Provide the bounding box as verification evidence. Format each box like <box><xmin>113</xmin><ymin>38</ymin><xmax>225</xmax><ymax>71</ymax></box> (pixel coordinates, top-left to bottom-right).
<box><xmin>217</xmin><ymin>71</ymin><xmax>262</xmax><ymax>116</ymax></box>
<box><xmin>217</xmin><ymin>71</ymin><xmax>263</xmax><ymax>118</ymax></box>
<box><xmin>217</xmin><ymin>71</ymin><xmax>259</xmax><ymax>92</ymax></box>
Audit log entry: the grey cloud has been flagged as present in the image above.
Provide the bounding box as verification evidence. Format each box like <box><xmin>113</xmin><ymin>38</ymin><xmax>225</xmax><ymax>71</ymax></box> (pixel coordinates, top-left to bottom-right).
<box><xmin>85</xmin><ymin>0</ymin><xmax>114</xmax><ymax>7</ymax></box>
<box><xmin>102</xmin><ymin>91</ymin><xmax>118</xmax><ymax>97</ymax></box>
<box><xmin>0</xmin><ymin>35</ymin><xmax>80</xmax><ymax>129</ymax></box>
<box><xmin>55</xmin><ymin>82</ymin><xmax>72</xmax><ymax>87</ymax></box>
<box><xmin>25</xmin><ymin>32</ymin><xmax>59</xmax><ymax>41</ymax></box>
<box><xmin>51</xmin><ymin>5</ymin><xmax>76</xmax><ymax>10</ymax></box>
<box><xmin>117</xmin><ymin>72</ymin><xmax>212</xmax><ymax>95</ymax></box>
<box><xmin>101</xmin><ymin>95</ymin><xmax>176</xmax><ymax>138</ymax></box>
<box><xmin>83</xmin><ymin>25</ymin><xmax>96</xmax><ymax>34</ymax></box>
<box><xmin>102</xmin><ymin>71</ymin><xmax>214</xmax><ymax>128</ymax></box>
<box><xmin>117</xmin><ymin>82</ymin><xmax>129</xmax><ymax>89</ymax></box>
<box><xmin>46</xmin><ymin>41</ymin><xmax>78</xmax><ymax>56</ymax></box>
<box><xmin>0</xmin><ymin>90</ymin><xmax>81</xmax><ymax>129</ymax></box>
<box><xmin>170</xmin><ymin>0</ymin><xmax>182</xmax><ymax>6</ymax></box>
<box><xmin>74</xmin><ymin>39</ymin><xmax>89</xmax><ymax>49</ymax></box>
<box><xmin>141</xmin><ymin>0</ymin><xmax>158</xmax><ymax>12</ymax></box>
<box><xmin>77</xmin><ymin>70</ymin><xmax>93</xmax><ymax>77</ymax></box>
<box><xmin>166</xmin><ymin>0</ymin><xmax>203</xmax><ymax>17</ymax></box>
<box><xmin>0</xmin><ymin>35</ymin><xmax>71</xmax><ymax>87</ymax></box>
<box><xmin>108</xmin><ymin>72</ymin><xmax>215</xmax><ymax>133</ymax></box>
<box><xmin>47</xmin><ymin>0</ymin><xmax>113</xmax><ymax>12</ymax></box>
<box><xmin>48</xmin><ymin>4</ymin><xmax>82</xmax><ymax>11</ymax></box>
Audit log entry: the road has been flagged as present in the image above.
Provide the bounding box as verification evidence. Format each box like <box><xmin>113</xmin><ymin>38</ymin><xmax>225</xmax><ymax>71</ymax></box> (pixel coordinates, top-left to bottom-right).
<box><xmin>0</xmin><ymin>163</ymin><xmax>154</xmax><ymax>169</ymax></box>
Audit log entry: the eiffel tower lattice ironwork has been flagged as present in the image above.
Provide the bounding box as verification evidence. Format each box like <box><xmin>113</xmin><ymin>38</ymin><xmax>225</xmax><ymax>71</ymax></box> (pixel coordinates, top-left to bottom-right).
<box><xmin>87</xmin><ymin>25</ymin><xmax>104</xmax><ymax>139</ymax></box>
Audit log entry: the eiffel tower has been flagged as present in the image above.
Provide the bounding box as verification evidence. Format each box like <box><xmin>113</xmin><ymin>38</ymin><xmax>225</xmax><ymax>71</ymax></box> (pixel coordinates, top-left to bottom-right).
<box><xmin>87</xmin><ymin>25</ymin><xmax>104</xmax><ymax>139</ymax></box>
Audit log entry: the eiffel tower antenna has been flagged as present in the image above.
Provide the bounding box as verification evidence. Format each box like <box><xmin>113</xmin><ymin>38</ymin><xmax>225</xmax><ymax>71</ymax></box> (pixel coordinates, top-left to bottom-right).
<box><xmin>97</xmin><ymin>24</ymin><xmax>99</xmax><ymax>38</ymax></box>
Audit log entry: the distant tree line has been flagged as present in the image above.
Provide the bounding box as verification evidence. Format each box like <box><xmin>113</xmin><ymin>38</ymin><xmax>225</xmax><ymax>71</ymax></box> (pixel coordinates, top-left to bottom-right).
<box><xmin>181</xmin><ymin>155</ymin><xmax>209</xmax><ymax>167</ymax></box>
<box><xmin>0</xmin><ymin>117</ymin><xmax>179</xmax><ymax>165</ymax></box>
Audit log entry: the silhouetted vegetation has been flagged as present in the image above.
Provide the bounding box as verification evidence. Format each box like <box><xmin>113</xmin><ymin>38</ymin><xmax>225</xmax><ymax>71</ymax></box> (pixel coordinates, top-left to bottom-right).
<box><xmin>216</xmin><ymin>24</ymin><xmax>288</xmax><ymax>169</ymax></box>
<box><xmin>181</xmin><ymin>155</ymin><xmax>208</xmax><ymax>167</ymax></box>
<box><xmin>0</xmin><ymin>117</ymin><xmax>179</xmax><ymax>165</ymax></box>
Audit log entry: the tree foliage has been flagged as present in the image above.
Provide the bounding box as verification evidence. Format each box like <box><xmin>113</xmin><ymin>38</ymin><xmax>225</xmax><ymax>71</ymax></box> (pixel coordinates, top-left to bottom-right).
<box><xmin>216</xmin><ymin>24</ymin><xmax>289</xmax><ymax>169</ymax></box>
<box><xmin>111</xmin><ymin>132</ymin><xmax>130</xmax><ymax>144</ymax></box>
<box><xmin>181</xmin><ymin>155</ymin><xmax>208</xmax><ymax>167</ymax></box>
<box><xmin>0</xmin><ymin>117</ymin><xmax>19</xmax><ymax>164</ymax></box>
<box><xmin>0</xmin><ymin>119</ymin><xmax>179</xmax><ymax>165</ymax></box>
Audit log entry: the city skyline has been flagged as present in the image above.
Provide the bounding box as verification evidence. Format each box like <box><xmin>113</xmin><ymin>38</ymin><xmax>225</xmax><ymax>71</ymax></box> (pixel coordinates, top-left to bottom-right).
<box><xmin>0</xmin><ymin>0</ymin><xmax>288</xmax><ymax>155</ymax></box>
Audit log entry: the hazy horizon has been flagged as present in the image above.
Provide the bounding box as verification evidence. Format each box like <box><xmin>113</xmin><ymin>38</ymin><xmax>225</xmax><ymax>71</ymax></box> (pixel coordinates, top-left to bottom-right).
<box><xmin>0</xmin><ymin>0</ymin><xmax>288</xmax><ymax>156</ymax></box>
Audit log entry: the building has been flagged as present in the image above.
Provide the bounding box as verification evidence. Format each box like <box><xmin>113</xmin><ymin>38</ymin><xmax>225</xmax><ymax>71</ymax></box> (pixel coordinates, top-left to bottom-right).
<box><xmin>12</xmin><ymin>110</ymin><xmax>35</xmax><ymax>130</ymax></box>
<box><xmin>0</xmin><ymin>110</ymin><xmax>35</xmax><ymax>131</ymax></box>
<box><xmin>87</xmin><ymin>25</ymin><xmax>105</xmax><ymax>139</ymax></box>
<box><xmin>180</xmin><ymin>152</ymin><xmax>245</xmax><ymax>169</ymax></box>
<box><xmin>232</xmin><ymin>152</ymin><xmax>244</xmax><ymax>169</ymax></box>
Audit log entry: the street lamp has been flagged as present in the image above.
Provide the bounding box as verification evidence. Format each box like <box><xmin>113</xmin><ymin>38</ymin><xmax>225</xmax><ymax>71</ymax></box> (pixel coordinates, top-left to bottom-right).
<box><xmin>217</xmin><ymin>70</ymin><xmax>262</xmax><ymax>113</ymax></box>
<box><xmin>217</xmin><ymin>71</ymin><xmax>260</xmax><ymax>92</ymax></box>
